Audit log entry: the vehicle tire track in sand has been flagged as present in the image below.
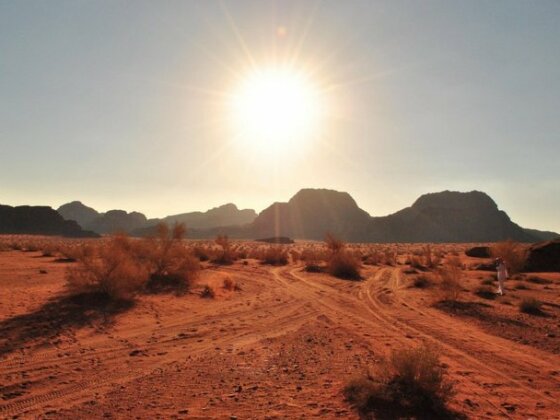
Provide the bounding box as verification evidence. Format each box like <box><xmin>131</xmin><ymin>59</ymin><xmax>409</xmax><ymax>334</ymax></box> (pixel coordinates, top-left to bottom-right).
<box><xmin>359</xmin><ymin>267</ymin><xmax>560</xmax><ymax>417</ymax></box>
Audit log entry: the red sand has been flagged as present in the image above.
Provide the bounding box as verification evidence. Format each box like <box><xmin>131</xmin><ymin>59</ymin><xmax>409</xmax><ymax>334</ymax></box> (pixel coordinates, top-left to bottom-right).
<box><xmin>1</xmin><ymin>246</ymin><xmax>559</xmax><ymax>419</ymax></box>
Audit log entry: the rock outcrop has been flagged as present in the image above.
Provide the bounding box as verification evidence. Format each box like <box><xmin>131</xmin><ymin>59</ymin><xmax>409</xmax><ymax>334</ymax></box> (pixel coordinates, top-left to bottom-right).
<box><xmin>0</xmin><ymin>204</ymin><xmax>98</xmax><ymax>237</ymax></box>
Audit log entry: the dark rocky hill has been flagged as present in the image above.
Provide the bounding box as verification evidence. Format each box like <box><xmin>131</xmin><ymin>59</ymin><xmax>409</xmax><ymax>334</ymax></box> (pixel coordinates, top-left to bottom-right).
<box><xmin>0</xmin><ymin>204</ymin><xmax>98</xmax><ymax>237</ymax></box>
<box><xmin>57</xmin><ymin>201</ymin><xmax>100</xmax><ymax>227</ymax></box>
<box><xmin>251</xmin><ymin>189</ymin><xmax>372</xmax><ymax>241</ymax></box>
<box><xmin>366</xmin><ymin>190</ymin><xmax>537</xmax><ymax>243</ymax></box>
<box><xmin>87</xmin><ymin>210</ymin><xmax>148</xmax><ymax>235</ymax></box>
<box><xmin>160</xmin><ymin>203</ymin><xmax>256</xmax><ymax>230</ymax></box>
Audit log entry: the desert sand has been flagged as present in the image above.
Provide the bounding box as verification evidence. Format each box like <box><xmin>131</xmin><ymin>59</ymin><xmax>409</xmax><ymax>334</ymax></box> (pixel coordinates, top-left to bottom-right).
<box><xmin>1</xmin><ymin>239</ymin><xmax>559</xmax><ymax>419</ymax></box>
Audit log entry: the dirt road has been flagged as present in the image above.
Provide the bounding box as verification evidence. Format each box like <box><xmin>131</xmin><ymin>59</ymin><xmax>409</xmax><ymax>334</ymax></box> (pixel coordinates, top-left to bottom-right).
<box><xmin>1</xmin><ymin>251</ymin><xmax>559</xmax><ymax>418</ymax></box>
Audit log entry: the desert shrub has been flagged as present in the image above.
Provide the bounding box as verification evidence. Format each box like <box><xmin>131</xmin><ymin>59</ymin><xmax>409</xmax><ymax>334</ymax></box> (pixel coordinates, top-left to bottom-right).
<box><xmin>66</xmin><ymin>236</ymin><xmax>149</xmax><ymax>301</ymax></box>
<box><xmin>408</xmin><ymin>254</ymin><xmax>424</xmax><ymax>270</ymax></box>
<box><xmin>519</xmin><ymin>297</ymin><xmax>543</xmax><ymax>315</ymax></box>
<box><xmin>412</xmin><ymin>274</ymin><xmax>431</xmax><ymax>288</ymax></box>
<box><xmin>474</xmin><ymin>286</ymin><xmax>496</xmax><ymax>300</ymax></box>
<box><xmin>201</xmin><ymin>284</ymin><xmax>215</xmax><ymax>299</ymax></box>
<box><xmin>301</xmin><ymin>248</ymin><xmax>324</xmax><ymax>272</ymax></box>
<box><xmin>328</xmin><ymin>250</ymin><xmax>361</xmax><ymax>280</ymax></box>
<box><xmin>438</xmin><ymin>263</ymin><xmax>463</xmax><ymax>302</ymax></box>
<box><xmin>212</xmin><ymin>235</ymin><xmax>235</xmax><ymax>265</ymax></box>
<box><xmin>324</xmin><ymin>234</ymin><xmax>361</xmax><ymax>280</ymax></box>
<box><xmin>260</xmin><ymin>246</ymin><xmax>289</xmax><ymax>265</ymax></box>
<box><xmin>192</xmin><ymin>245</ymin><xmax>210</xmax><ymax>261</ymax></box>
<box><xmin>223</xmin><ymin>276</ymin><xmax>235</xmax><ymax>290</ymax></box>
<box><xmin>142</xmin><ymin>223</ymin><xmax>200</xmax><ymax>292</ymax></box>
<box><xmin>490</xmin><ymin>240</ymin><xmax>528</xmax><ymax>275</ymax></box>
<box><xmin>383</xmin><ymin>249</ymin><xmax>397</xmax><ymax>266</ymax></box>
<box><xmin>325</xmin><ymin>232</ymin><xmax>345</xmax><ymax>253</ymax></box>
<box><xmin>344</xmin><ymin>345</ymin><xmax>454</xmax><ymax>417</ymax></box>
<box><xmin>481</xmin><ymin>278</ymin><xmax>494</xmax><ymax>286</ymax></box>
<box><xmin>514</xmin><ymin>282</ymin><xmax>529</xmax><ymax>290</ymax></box>
<box><xmin>526</xmin><ymin>276</ymin><xmax>552</xmax><ymax>285</ymax></box>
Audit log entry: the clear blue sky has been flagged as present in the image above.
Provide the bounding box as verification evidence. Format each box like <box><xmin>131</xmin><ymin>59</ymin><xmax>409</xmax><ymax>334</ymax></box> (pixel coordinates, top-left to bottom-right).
<box><xmin>1</xmin><ymin>1</ymin><xmax>559</xmax><ymax>232</ymax></box>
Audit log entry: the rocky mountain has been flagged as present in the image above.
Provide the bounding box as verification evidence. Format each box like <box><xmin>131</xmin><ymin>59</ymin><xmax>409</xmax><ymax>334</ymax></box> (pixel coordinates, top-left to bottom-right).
<box><xmin>57</xmin><ymin>201</ymin><xmax>257</xmax><ymax>236</ymax></box>
<box><xmin>57</xmin><ymin>201</ymin><xmax>100</xmax><ymax>228</ymax></box>
<box><xmin>366</xmin><ymin>190</ymin><xmax>537</xmax><ymax>243</ymax></box>
<box><xmin>251</xmin><ymin>189</ymin><xmax>372</xmax><ymax>241</ymax></box>
<box><xmin>160</xmin><ymin>203</ymin><xmax>257</xmax><ymax>230</ymax></box>
<box><xmin>87</xmin><ymin>210</ymin><xmax>148</xmax><ymax>235</ymax></box>
<box><xmin>0</xmin><ymin>204</ymin><xmax>98</xmax><ymax>237</ymax></box>
<box><xmin>55</xmin><ymin>189</ymin><xmax>557</xmax><ymax>242</ymax></box>
<box><xmin>522</xmin><ymin>228</ymin><xmax>559</xmax><ymax>241</ymax></box>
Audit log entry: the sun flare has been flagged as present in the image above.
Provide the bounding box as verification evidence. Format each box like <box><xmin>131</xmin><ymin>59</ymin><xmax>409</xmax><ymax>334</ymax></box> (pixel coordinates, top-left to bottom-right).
<box><xmin>229</xmin><ymin>68</ymin><xmax>324</xmax><ymax>156</ymax></box>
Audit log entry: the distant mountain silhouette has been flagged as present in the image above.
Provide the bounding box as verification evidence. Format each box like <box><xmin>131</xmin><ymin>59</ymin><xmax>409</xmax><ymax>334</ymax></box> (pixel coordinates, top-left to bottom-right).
<box><xmin>55</xmin><ymin>189</ymin><xmax>558</xmax><ymax>242</ymax></box>
<box><xmin>57</xmin><ymin>201</ymin><xmax>257</xmax><ymax>235</ymax></box>
<box><xmin>0</xmin><ymin>204</ymin><xmax>98</xmax><ymax>237</ymax></box>
<box><xmin>86</xmin><ymin>210</ymin><xmax>148</xmax><ymax>235</ymax></box>
<box><xmin>251</xmin><ymin>189</ymin><xmax>372</xmax><ymax>241</ymax></box>
<box><xmin>522</xmin><ymin>228</ymin><xmax>559</xmax><ymax>241</ymax></box>
<box><xmin>366</xmin><ymin>190</ymin><xmax>537</xmax><ymax>242</ymax></box>
<box><xmin>160</xmin><ymin>203</ymin><xmax>257</xmax><ymax>229</ymax></box>
<box><xmin>57</xmin><ymin>201</ymin><xmax>100</xmax><ymax>228</ymax></box>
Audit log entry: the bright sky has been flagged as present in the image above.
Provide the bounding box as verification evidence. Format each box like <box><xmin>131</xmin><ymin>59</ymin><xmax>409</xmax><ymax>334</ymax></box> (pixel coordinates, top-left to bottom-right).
<box><xmin>1</xmin><ymin>1</ymin><xmax>559</xmax><ymax>232</ymax></box>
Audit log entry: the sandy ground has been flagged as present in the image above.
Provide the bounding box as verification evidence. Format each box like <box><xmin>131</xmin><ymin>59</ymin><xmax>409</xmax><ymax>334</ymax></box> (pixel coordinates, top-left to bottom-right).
<box><xmin>1</xmin><ymin>247</ymin><xmax>560</xmax><ymax>419</ymax></box>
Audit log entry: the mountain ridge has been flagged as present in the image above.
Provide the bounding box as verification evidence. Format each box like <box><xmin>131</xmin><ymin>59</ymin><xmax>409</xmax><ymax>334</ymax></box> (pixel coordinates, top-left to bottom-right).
<box><xmin>54</xmin><ymin>189</ymin><xmax>558</xmax><ymax>242</ymax></box>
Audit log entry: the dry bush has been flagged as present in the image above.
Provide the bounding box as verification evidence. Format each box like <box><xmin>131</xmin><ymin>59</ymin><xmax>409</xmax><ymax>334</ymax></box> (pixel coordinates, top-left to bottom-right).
<box><xmin>438</xmin><ymin>263</ymin><xmax>463</xmax><ymax>302</ymax></box>
<box><xmin>409</xmin><ymin>254</ymin><xmax>424</xmax><ymax>270</ymax></box>
<box><xmin>344</xmin><ymin>344</ymin><xmax>454</xmax><ymax>417</ymax></box>
<box><xmin>201</xmin><ymin>284</ymin><xmax>215</xmax><ymax>299</ymax></box>
<box><xmin>66</xmin><ymin>236</ymin><xmax>149</xmax><ymax>301</ymax></box>
<box><xmin>301</xmin><ymin>248</ymin><xmax>324</xmax><ymax>272</ymax></box>
<box><xmin>212</xmin><ymin>235</ymin><xmax>235</xmax><ymax>265</ymax></box>
<box><xmin>223</xmin><ymin>277</ymin><xmax>235</xmax><ymax>291</ymax></box>
<box><xmin>143</xmin><ymin>223</ymin><xmax>200</xmax><ymax>292</ymax></box>
<box><xmin>474</xmin><ymin>286</ymin><xmax>496</xmax><ymax>300</ymax></box>
<box><xmin>260</xmin><ymin>246</ymin><xmax>289</xmax><ymax>266</ymax></box>
<box><xmin>412</xmin><ymin>274</ymin><xmax>432</xmax><ymax>288</ymax></box>
<box><xmin>490</xmin><ymin>240</ymin><xmax>528</xmax><ymax>275</ymax></box>
<box><xmin>480</xmin><ymin>278</ymin><xmax>494</xmax><ymax>286</ymax></box>
<box><xmin>324</xmin><ymin>235</ymin><xmax>362</xmax><ymax>280</ymax></box>
<box><xmin>192</xmin><ymin>245</ymin><xmax>211</xmax><ymax>261</ymax></box>
<box><xmin>519</xmin><ymin>297</ymin><xmax>543</xmax><ymax>315</ymax></box>
<box><xmin>328</xmin><ymin>250</ymin><xmax>361</xmax><ymax>280</ymax></box>
<box><xmin>325</xmin><ymin>232</ymin><xmax>345</xmax><ymax>253</ymax></box>
<box><xmin>526</xmin><ymin>276</ymin><xmax>552</xmax><ymax>285</ymax></box>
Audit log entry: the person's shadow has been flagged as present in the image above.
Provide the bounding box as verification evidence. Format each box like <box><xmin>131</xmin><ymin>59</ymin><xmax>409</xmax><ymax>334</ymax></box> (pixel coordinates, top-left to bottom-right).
<box><xmin>0</xmin><ymin>292</ymin><xmax>134</xmax><ymax>358</ymax></box>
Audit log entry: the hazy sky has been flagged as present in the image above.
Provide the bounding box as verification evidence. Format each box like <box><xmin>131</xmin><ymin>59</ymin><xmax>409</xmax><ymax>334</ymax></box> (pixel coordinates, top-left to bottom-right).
<box><xmin>1</xmin><ymin>1</ymin><xmax>559</xmax><ymax>232</ymax></box>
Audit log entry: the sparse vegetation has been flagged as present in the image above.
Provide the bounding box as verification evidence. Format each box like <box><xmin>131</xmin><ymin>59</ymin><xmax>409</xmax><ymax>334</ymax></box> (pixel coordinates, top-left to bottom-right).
<box><xmin>412</xmin><ymin>274</ymin><xmax>431</xmax><ymax>288</ymax></box>
<box><xmin>324</xmin><ymin>234</ymin><xmax>361</xmax><ymax>280</ymax></box>
<box><xmin>66</xmin><ymin>223</ymin><xmax>199</xmax><ymax>300</ymax></box>
<box><xmin>474</xmin><ymin>286</ymin><xmax>496</xmax><ymax>300</ymax></box>
<box><xmin>212</xmin><ymin>235</ymin><xmax>235</xmax><ymax>265</ymax></box>
<box><xmin>490</xmin><ymin>240</ymin><xmax>528</xmax><ymax>275</ymax></box>
<box><xmin>66</xmin><ymin>236</ymin><xmax>149</xmax><ymax>301</ymax></box>
<box><xmin>344</xmin><ymin>345</ymin><xmax>454</xmax><ymax>417</ymax></box>
<box><xmin>438</xmin><ymin>262</ymin><xmax>463</xmax><ymax>302</ymax></box>
<box><xmin>519</xmin><ymin>297</ymin><xmax>544</xmax><ymax>315</ymax></box>
<box><xmin>200</xmin><ymin>284</ymin><xmax>215</xmax><ymax>299</ymax></box>
<box><xmin>526</xmin><ymin>276</ymin><xmax>552</xmax><ymax>285</ymax></box>
<box><xmin>260</xmin><ymin>246</ymin><xmax>289</xmax><ymax>265</ymax></box>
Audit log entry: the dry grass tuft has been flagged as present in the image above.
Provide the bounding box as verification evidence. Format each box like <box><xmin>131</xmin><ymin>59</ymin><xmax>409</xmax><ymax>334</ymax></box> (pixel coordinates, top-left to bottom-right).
<box><xmin>490</xmin><ymin>240</ymin><xmax>527</xmax><ymax>275</ymax></box>
<box><xmin>519</xmin><ymin>297</ymin><xmax>543</xmax><ymax>315</ymax></box>
<box><xmin>325</xmin><ymin>234</ymin><xmax>361</xmax><ymax>280</ymax></box>
<box><xmin>260</xmin><ymin>246</ymin><xmax>289</xmax><ymax>266</ymax></box>
<box><xmin>344</xmin><ymin>344</ymin><xmax>454</xmax><ymax>417</ymax></box>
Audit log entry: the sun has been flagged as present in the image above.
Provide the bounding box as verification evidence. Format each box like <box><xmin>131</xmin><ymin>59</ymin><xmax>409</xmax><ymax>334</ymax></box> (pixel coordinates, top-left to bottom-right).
<box><xmin>229</xmin><ymin>67</ymin><xmax>324</xmax><ymax>157</ymax></box>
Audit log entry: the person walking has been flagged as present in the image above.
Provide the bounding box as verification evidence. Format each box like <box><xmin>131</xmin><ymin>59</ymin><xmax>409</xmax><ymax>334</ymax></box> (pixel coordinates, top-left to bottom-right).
<box><xmin>496</xmin><ymin>257</ymin><xmax>508</xmax><ymax>295</ymax></box>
